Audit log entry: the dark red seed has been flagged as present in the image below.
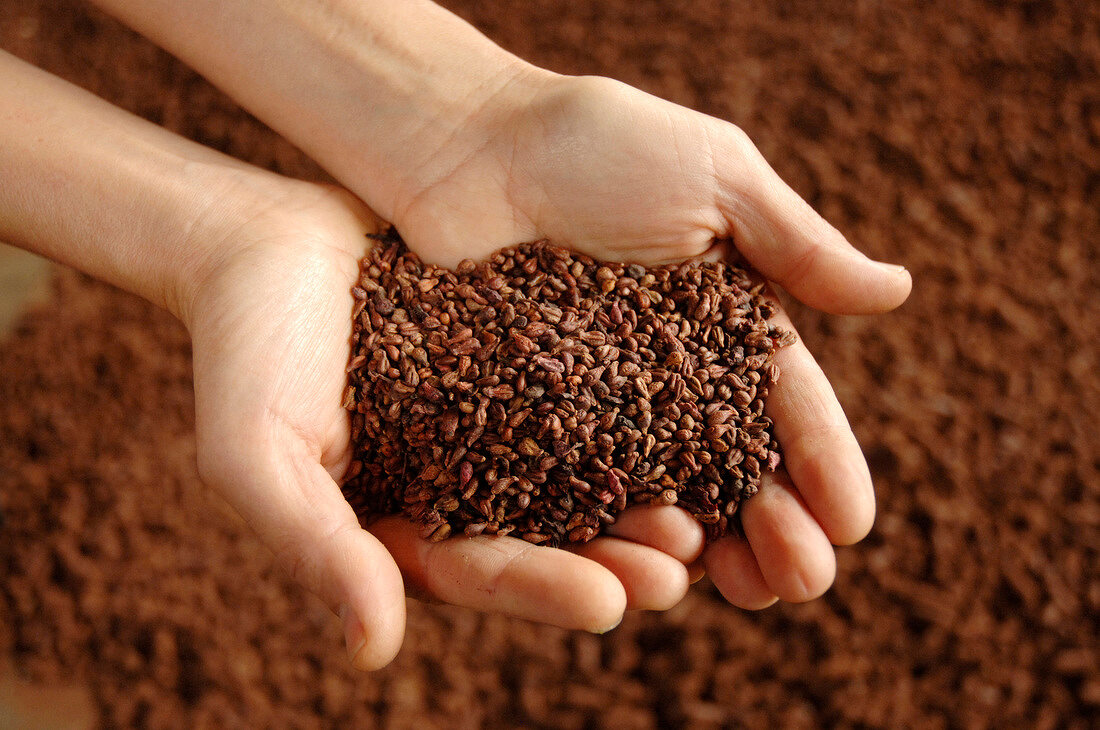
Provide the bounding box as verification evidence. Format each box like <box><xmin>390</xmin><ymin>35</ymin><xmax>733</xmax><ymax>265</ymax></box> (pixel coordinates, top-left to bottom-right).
<box><xmin>344</xmin><ymin>235</ymin><xmax>789</xmax><ymax>546</ymax></box>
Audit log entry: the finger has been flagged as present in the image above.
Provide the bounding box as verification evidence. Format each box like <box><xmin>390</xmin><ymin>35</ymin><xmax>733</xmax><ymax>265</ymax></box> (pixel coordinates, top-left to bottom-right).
<box><xmin>604</xmin><ymin>504</ymin><xmax>706</xmax><ymax>564</ymax></box>
<box><xmin>197</xmin><ymin>434</ymin><xmax>406</xmax><ymax>671</ymax></box>
<box><xmin>707</xmin><ymin>120</ymin><xmax>911</xmax><ymax>314</ymax></box>
<box><xmin>570</xmin><ymin>537</ymin><xmax>690</xmax><ymax>610</ymax></box>
<box><xmin>764</xmin><ymin>304</ymin><xmax>877</xmax><ymax>545</ymax></box>
<box><xmin>702</xmin><ymin>535</ymin><xmax>778</xmax><ymax>609</ymax></box>
<box><xmin>369</xmin><ymin>518</ymin><xmax>627</xmax><ymax>633</ymax></box>
<box><xmin>741</xmin><ymin>470</ymin><xmax>837</xmax><ymax>603</ymax></box>
<box><xmin>686</xmin><ymin>559</ymin><xmax>706</xmax><ymax>585</ymax></box>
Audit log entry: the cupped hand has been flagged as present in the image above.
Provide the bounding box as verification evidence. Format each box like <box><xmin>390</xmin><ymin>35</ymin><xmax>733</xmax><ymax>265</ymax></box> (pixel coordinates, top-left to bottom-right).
<box><xmin>365</xmin><ymin>73</ymin><xmax>913</xmax><ymax>610</ymax></box>
<box><xmin>183</xmin><ymin>175</ymin><xmax>701</xmax><ymax>671</ymax></box>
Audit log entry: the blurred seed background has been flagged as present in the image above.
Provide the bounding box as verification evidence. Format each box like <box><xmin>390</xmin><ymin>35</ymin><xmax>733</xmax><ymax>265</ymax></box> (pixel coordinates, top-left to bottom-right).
<box><xmin>1</xmin><ymin>0</ymin><xmax>1097</xmax><ymax>728</ymax></box>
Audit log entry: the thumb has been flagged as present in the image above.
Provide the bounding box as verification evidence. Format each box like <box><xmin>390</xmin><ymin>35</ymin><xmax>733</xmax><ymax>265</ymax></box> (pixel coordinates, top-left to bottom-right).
<box><xmin>197</xmin><ymin>434</ymin><xmax>406</xmax><ymax>671</ymax></box>
<box><xmin>708</xmin><ymin>120</ymin><xmax>912</xmax><ymax>314</ymax></box>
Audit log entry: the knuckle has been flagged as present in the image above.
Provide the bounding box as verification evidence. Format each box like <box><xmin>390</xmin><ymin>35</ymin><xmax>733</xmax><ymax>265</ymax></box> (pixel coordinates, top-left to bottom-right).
<box><xmin>778</xmin><ymin>242</ymin><xmax>823</xmax><ymax>284</ymax></box>
<box><xmin>271</xmin><ymin>518</ymin><xmax>357</xmax><ymax>608</ymax></box>
<box><xmin>272</xmin><ymin>538</ymin><xmax>313</xmax><ymax>587</ymax></box>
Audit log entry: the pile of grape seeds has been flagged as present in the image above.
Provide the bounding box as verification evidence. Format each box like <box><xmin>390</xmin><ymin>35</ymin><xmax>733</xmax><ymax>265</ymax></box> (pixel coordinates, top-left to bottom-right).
<box><xmin>341</xmin><ymin>234</ymin><xmax>794</xmax><ymax>546</ymax></box>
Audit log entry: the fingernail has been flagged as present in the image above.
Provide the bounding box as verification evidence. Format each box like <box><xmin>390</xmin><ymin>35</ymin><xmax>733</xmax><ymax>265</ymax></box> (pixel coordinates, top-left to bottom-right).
<box><xmin>595</xmin><ymin>614</ymin><xmax>624</xmax><ymax>634</ymax></box>
<box><xmin>871</xmin><ymin>259</ymin><xmax>908</xmax><ymax>275</ymax></box>
<box><xmin>687</xmin><ymin>562</ymin><xmax>707</xmax><ymax>585</ymax></box>
<box><xmin>340</xmin><ymin>603</ymin><xmax>367</xmax><ymax>669</ymax></box>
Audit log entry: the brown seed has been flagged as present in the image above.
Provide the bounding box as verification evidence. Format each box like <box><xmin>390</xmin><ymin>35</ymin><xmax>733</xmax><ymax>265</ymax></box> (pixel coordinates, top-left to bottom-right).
<box><xmin>419</xmin><ymin>383</ymin><xmax>445</xmax><ymax>403</ymax></box>
<box><xmin>569</xmin><ymin>526</ymin><xmax>597</xmax><ymax>543</ymax></box>
<box><xmin>345</xmin><ymin>235</ymin><xmax>790</xmax><ymax>546</ymax></box>
<box><xmin>428</xmin><ymin>522</ymin><xmax>452</xmax><ymax>542</ymax></box>
<box><xmin>486</xmin><ymin>384</ymin><xmax>515</xmax><ymax>400</ymax></box>
<box><xmin>606</xmin><ymin>470</ymin><xmax>624</xmax><ymax>496</ymax></box>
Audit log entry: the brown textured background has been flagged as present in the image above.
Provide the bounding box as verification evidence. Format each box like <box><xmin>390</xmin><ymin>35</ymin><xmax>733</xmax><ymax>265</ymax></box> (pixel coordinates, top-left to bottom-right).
<box><xmin>1</xmin><ymin>0</ymin><xmax>1097</xmax><ymax>727</ymax></box>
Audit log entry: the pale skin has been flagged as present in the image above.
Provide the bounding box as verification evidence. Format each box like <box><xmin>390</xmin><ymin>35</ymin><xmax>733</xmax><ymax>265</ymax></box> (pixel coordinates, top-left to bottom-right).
<box><xmin>1</xmin><ymin>0</ymin><xmax>910</xmax><ymax>671</ymax></box>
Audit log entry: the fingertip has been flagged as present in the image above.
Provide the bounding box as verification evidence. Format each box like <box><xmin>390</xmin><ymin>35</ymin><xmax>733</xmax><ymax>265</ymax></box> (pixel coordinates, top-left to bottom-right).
<box><xmin>686</xmin><ymin>559</ymin><xmax>706</xmax><ymax>585</ymax></box>
<box><xmin>340</xmin><ymin>531</ymin><xmax>407</xmax><ymax>670</ymax></box>
<box><xmin>594</xmin><ymin>612</ymin><xmax>624</xmax><ymax>634</ymax></box>
<box><xmin>577</xmin><ymin>562</ymin><xmax>629</xmax><ymax>633</ymax></box>
<box><xmin>860</xmin><ymin>258</ymin><xmax>913</xmax><ymax>313</ymax></box>
<box><xmin>486</xmin><ymin>542</ymin><xmax>626</xmax><ymax>633</ymax></box>
<box><xmin>788</xmin><ymin>248</ymin><xmax>912</xmax><ymax>315</ymax></box>
<box><xmin>605</xmin><ymin>504</ymin><xmax>706</xmax><ymax>564</ymax></box>
<box><xmin>791</xmin><ymin>441</ymin><xmax>877</xmax><ymax>546</ymax></box>
<box><xmin>776</xmin><ymin>533</ymin><xmax>836</xmax><ymax>603</ymax></box>
<box><xmin>573</xmin><ymin>538</ymin><xmax>690</xmax><ymax>611</ymax></box>
<box><xmin>372</xmin><ymin>519</ymin><xmax>626</xmax><ymax>633</ymax></box>
<box><xmin>741</xmin><ymin>477</ymin><xmax>838</xmax><ymax>603</ymax></box>
<box><xmin>894</xmin><ymin>265</ymin><xmax>913</xmax><ymax>307</ymax></box>
<box><xmin>214</xmin><ymin>452</ymin><xmax>408</xmax><ymax>672</ymax></box>
<box><xmin>761</xmin><ymin>308</ymin><xmax>879</xmax><ymax>547</ymax></box>
<box><xmin>825</xmin><ymin>462</ymin><xmax>877</xmax><ymax>546</ymax></box>
<box><xmin>712</xmin><ymin>120</ymin><xmax>912</xmax><ymax>315</ymax></box>
<box><xmin>342</xmin><ymin>603</ymin><xmax>397</xmax><ymax>672</ymax></box>
<box><xmin>702</xmin><ymin>536</ymin><xmax>779</xmax><ymax>610</ymax></box>
<box><xmin>791</xmin><ymin>547</ymin><xmax>836</xmax><ymax>603</ymax></box>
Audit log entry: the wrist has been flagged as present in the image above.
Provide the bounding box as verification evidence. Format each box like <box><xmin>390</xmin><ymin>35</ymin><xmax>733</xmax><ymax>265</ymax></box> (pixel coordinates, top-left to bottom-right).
<box><xmin>0</xmin><ymin>51</ymin><xmax>320</xmax><ymax>330</ymax></box>
<box><xmin>158</xmin><ymin>163</ymin><xmax>273</xmax><ymax>327</ymax></box>
<box><xmin>225</xmin><ymin>0</ymin><xmax>558</xmax><ymax>223</ymax></box>
<box><xmin>91</xmin><ymin>0</ymin><xmax>560</xmax><ymax>221</ymax></box>
<box><xmin>367</xmin><ymin>59</ymin><xmax>558</xmax><ymax>222</ymax></box>
<box><xmin>166</xmin><ymin>164</ymin><xmax>334</xmax><ymax>328</ymax></box>
<box><xmin>0</xmin><ymin>52</ymin><xmax>233</xmax><ymax>321</ymax></box>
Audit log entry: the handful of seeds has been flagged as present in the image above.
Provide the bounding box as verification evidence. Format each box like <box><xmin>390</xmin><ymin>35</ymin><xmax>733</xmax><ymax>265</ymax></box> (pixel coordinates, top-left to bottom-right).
<box><xmin>341</xmin><ymin>233</ymin><xmax>794</xmax><ymax>546</ymax></box>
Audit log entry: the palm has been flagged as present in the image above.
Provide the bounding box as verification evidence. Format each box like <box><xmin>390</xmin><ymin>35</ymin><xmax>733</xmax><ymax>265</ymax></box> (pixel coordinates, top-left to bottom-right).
<box><xmin>507</xmin><ymin>78</ymin><xmax>729</xmax><ymax>264</ymax></box>
<box><xmin>385</xmin><ymin>75</ymin><xmax>912</xmax><ymax>611</ymax></box>
<box><xmin>189</xmin><ymin>189</ymin><xmax>364</xmax><ymax>489</ymax></box>
<box><xmin>396</xmin><ymin>77</ymin><xmax>725</xmax><ymax>268</ymax></box>
<box><xmin>186</xmin><ymin>182</ymin><xmax>702</xmax><ymax>670</ymax></box>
